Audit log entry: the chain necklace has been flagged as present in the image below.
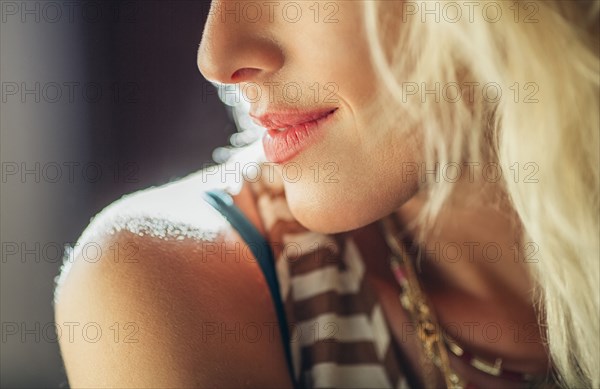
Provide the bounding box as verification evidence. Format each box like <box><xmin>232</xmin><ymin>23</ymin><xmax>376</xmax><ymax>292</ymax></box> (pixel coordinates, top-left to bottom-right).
<box><xmin>379</xmin><ymin>214</ymin><xmax>463</xmax><ymax>388</ymax></box>
<box><xmin>378</xmin><ymin>213</ymin><xmax>548</xmax><ymax>388</ymax></box>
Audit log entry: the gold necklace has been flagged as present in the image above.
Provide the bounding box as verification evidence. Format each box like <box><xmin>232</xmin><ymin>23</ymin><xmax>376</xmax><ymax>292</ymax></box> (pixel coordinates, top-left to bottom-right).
<box><xmin>379</xmin><ymin>213</ymin><xmax>552</xmax><ymax>389</ymax></box>
<box><xmin>379</xmin><ymin>214</ymin><xmax>464</xmax><ymax>389</ymax></box>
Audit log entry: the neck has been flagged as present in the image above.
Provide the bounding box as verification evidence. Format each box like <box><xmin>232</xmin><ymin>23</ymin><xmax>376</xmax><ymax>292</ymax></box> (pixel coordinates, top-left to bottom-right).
<box><xmin>392</xmin><ymin>178</ymin><xmax>530</xmax><ymax>302</ymax></box>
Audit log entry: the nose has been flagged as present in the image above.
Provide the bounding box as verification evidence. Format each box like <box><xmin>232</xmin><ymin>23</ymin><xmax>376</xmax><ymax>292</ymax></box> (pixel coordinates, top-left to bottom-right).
<box><xmin>197</xmin><ymin>1</ymin><xmax>284</xmax><ymax>84</ymax></box>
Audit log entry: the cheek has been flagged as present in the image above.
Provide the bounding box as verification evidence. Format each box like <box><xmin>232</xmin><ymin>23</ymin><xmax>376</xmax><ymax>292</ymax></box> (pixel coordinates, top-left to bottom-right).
<box><xmin>281</xmin><ymin>117</ymin><xmax>424</xmax><ymax>234</ymax></box>
<box><xmin>271</xmin><ymin>3</ymin><xmax>423</xmax><ymax>232</ymax></box>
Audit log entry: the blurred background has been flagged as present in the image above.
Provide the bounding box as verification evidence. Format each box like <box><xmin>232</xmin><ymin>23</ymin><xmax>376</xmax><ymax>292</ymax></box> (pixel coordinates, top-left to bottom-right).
<box><xmin>1</xmin><ymin>1</ymin><xmax>232</xmax><ymax>387</ymax></box>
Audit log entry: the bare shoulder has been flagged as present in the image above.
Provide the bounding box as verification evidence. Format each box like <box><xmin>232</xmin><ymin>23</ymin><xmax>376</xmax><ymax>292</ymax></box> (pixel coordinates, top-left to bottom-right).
<box><xmin>54</xmin><ymin>165</ymin><xmax>293</xmax><ymax>388</ymax></box>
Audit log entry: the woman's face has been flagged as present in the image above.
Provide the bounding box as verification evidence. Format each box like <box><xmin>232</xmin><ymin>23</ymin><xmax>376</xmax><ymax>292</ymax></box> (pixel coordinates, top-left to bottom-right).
<box><xmin>198</xmin><ymin>1</ymin><xmax>423</xmax><ymax>233</ymax></box>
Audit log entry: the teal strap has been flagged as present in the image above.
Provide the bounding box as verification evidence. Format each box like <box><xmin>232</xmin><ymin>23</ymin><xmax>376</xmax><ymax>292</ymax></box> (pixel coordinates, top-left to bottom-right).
<box><xmin>201</xmin><ymin>189</ymin><xmax>296</xmax><ymax>386</ymax></box>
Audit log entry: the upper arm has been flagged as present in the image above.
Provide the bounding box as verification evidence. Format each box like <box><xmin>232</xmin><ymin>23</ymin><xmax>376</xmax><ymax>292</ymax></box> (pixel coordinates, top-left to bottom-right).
<box><xmin>54</xmin><ymin>197</ymin><xmax>294</xmax><ymax>388</ymax></box>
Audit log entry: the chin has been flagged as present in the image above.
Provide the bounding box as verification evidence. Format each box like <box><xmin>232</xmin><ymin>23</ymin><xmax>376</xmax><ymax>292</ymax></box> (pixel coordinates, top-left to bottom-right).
<box><xmin>282</xmin><ymin>178</ymin><xmax>416</xmax><ymax>234</ymax></box>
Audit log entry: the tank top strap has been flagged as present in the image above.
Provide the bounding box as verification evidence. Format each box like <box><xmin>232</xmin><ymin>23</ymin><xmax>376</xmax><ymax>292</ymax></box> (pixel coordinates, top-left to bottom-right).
<box><xmin>201</xmin><ymin>188</ymin><xmax>296</xmax><ymax>387</ymax></box>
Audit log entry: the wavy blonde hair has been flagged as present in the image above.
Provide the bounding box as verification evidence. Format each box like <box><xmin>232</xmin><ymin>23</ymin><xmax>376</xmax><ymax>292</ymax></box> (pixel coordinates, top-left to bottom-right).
<box><xmin>364</xmin><ymin>1</ymin><xmax>599</xmax><ymax>387</ymax></box>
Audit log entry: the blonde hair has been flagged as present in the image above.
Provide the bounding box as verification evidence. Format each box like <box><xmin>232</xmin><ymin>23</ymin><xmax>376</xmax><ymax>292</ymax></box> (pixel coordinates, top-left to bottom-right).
<box><xmin>363</xmin><ymin>1</ymin><xmax>600</xmax><ymax>387</ymax></box>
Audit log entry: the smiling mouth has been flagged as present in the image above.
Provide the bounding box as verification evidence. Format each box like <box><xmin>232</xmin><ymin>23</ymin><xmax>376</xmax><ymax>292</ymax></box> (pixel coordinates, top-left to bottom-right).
<box><xmin>250</xmin><ymin>108</ymin><xmax>339</xmax><ymax>132</ymax></box>
<box><xmin>258</xmin><ymin>107</ymin><xmax>339</xmax><ymax>164</ymax></box>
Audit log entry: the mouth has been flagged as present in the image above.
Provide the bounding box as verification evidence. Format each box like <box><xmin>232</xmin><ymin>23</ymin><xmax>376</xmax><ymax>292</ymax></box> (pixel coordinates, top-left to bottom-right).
<box><xmin>250</xmin><ymin>108</ymin><xmax>338</xmax><ymax>131</ymax></box>
<box><xmin>252</xmin><ymin>107</ymin><xmax>339</xmax><ymax>164</ymax></box>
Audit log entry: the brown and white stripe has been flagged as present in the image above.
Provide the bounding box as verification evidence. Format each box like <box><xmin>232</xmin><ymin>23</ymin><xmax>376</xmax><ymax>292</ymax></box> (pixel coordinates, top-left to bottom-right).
<box><xmin>247</xmin><ymin>163</ymin><xmax>412</xmax><ymax>389</ymax></box>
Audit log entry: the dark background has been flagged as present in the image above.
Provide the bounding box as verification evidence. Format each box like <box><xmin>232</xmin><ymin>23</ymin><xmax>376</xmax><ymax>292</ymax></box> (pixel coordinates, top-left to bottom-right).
<box><xmin>1</xmin><ymin>1</ymin><xmax>231</xmax><ymax>387</ymax></box>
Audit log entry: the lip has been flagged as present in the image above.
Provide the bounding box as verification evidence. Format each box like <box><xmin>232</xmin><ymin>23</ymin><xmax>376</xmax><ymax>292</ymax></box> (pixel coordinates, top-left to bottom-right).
<box><xmin>252</xmin><ymin>108</ymin><xmax>338</xmax><ymax>164</ymax></box>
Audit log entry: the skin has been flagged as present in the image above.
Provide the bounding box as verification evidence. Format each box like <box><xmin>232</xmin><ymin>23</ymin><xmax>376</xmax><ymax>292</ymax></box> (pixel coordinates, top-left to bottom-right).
<box><xmin>198</xmin><ymin>0</ymin><xmax>421</xmax><ymax>234</ymax></box>
<box><xmin>56</xmin><ymin>1</ymin><xmax>550</xmax><ymax>387</ymax></box>
<box><xmin>55</xmin><ymin>170</ymin><xmax>295</xmax><ymax>388</ymax></box>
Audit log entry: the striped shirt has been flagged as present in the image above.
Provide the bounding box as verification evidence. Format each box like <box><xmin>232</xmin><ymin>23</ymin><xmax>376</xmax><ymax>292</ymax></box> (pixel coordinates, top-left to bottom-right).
<box><xmin>244</xmin><ymin>162</ymin><xmax>412</xmax><ymax>389</ymax></box>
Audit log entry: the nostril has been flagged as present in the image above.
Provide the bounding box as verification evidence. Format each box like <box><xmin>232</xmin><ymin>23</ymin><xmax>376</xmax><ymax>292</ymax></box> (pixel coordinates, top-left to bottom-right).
<box><xmin>231</xmin><ymin>68</ymin><xmax>260</xmax><ymax>83</ymax></box>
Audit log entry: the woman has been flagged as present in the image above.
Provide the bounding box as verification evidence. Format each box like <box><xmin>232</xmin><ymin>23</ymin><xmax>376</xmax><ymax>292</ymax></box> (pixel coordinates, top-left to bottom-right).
<box><xmin>54</xmin><ymin>1</ymin><xmax>599</xmax><ymax>388</ymax></box>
